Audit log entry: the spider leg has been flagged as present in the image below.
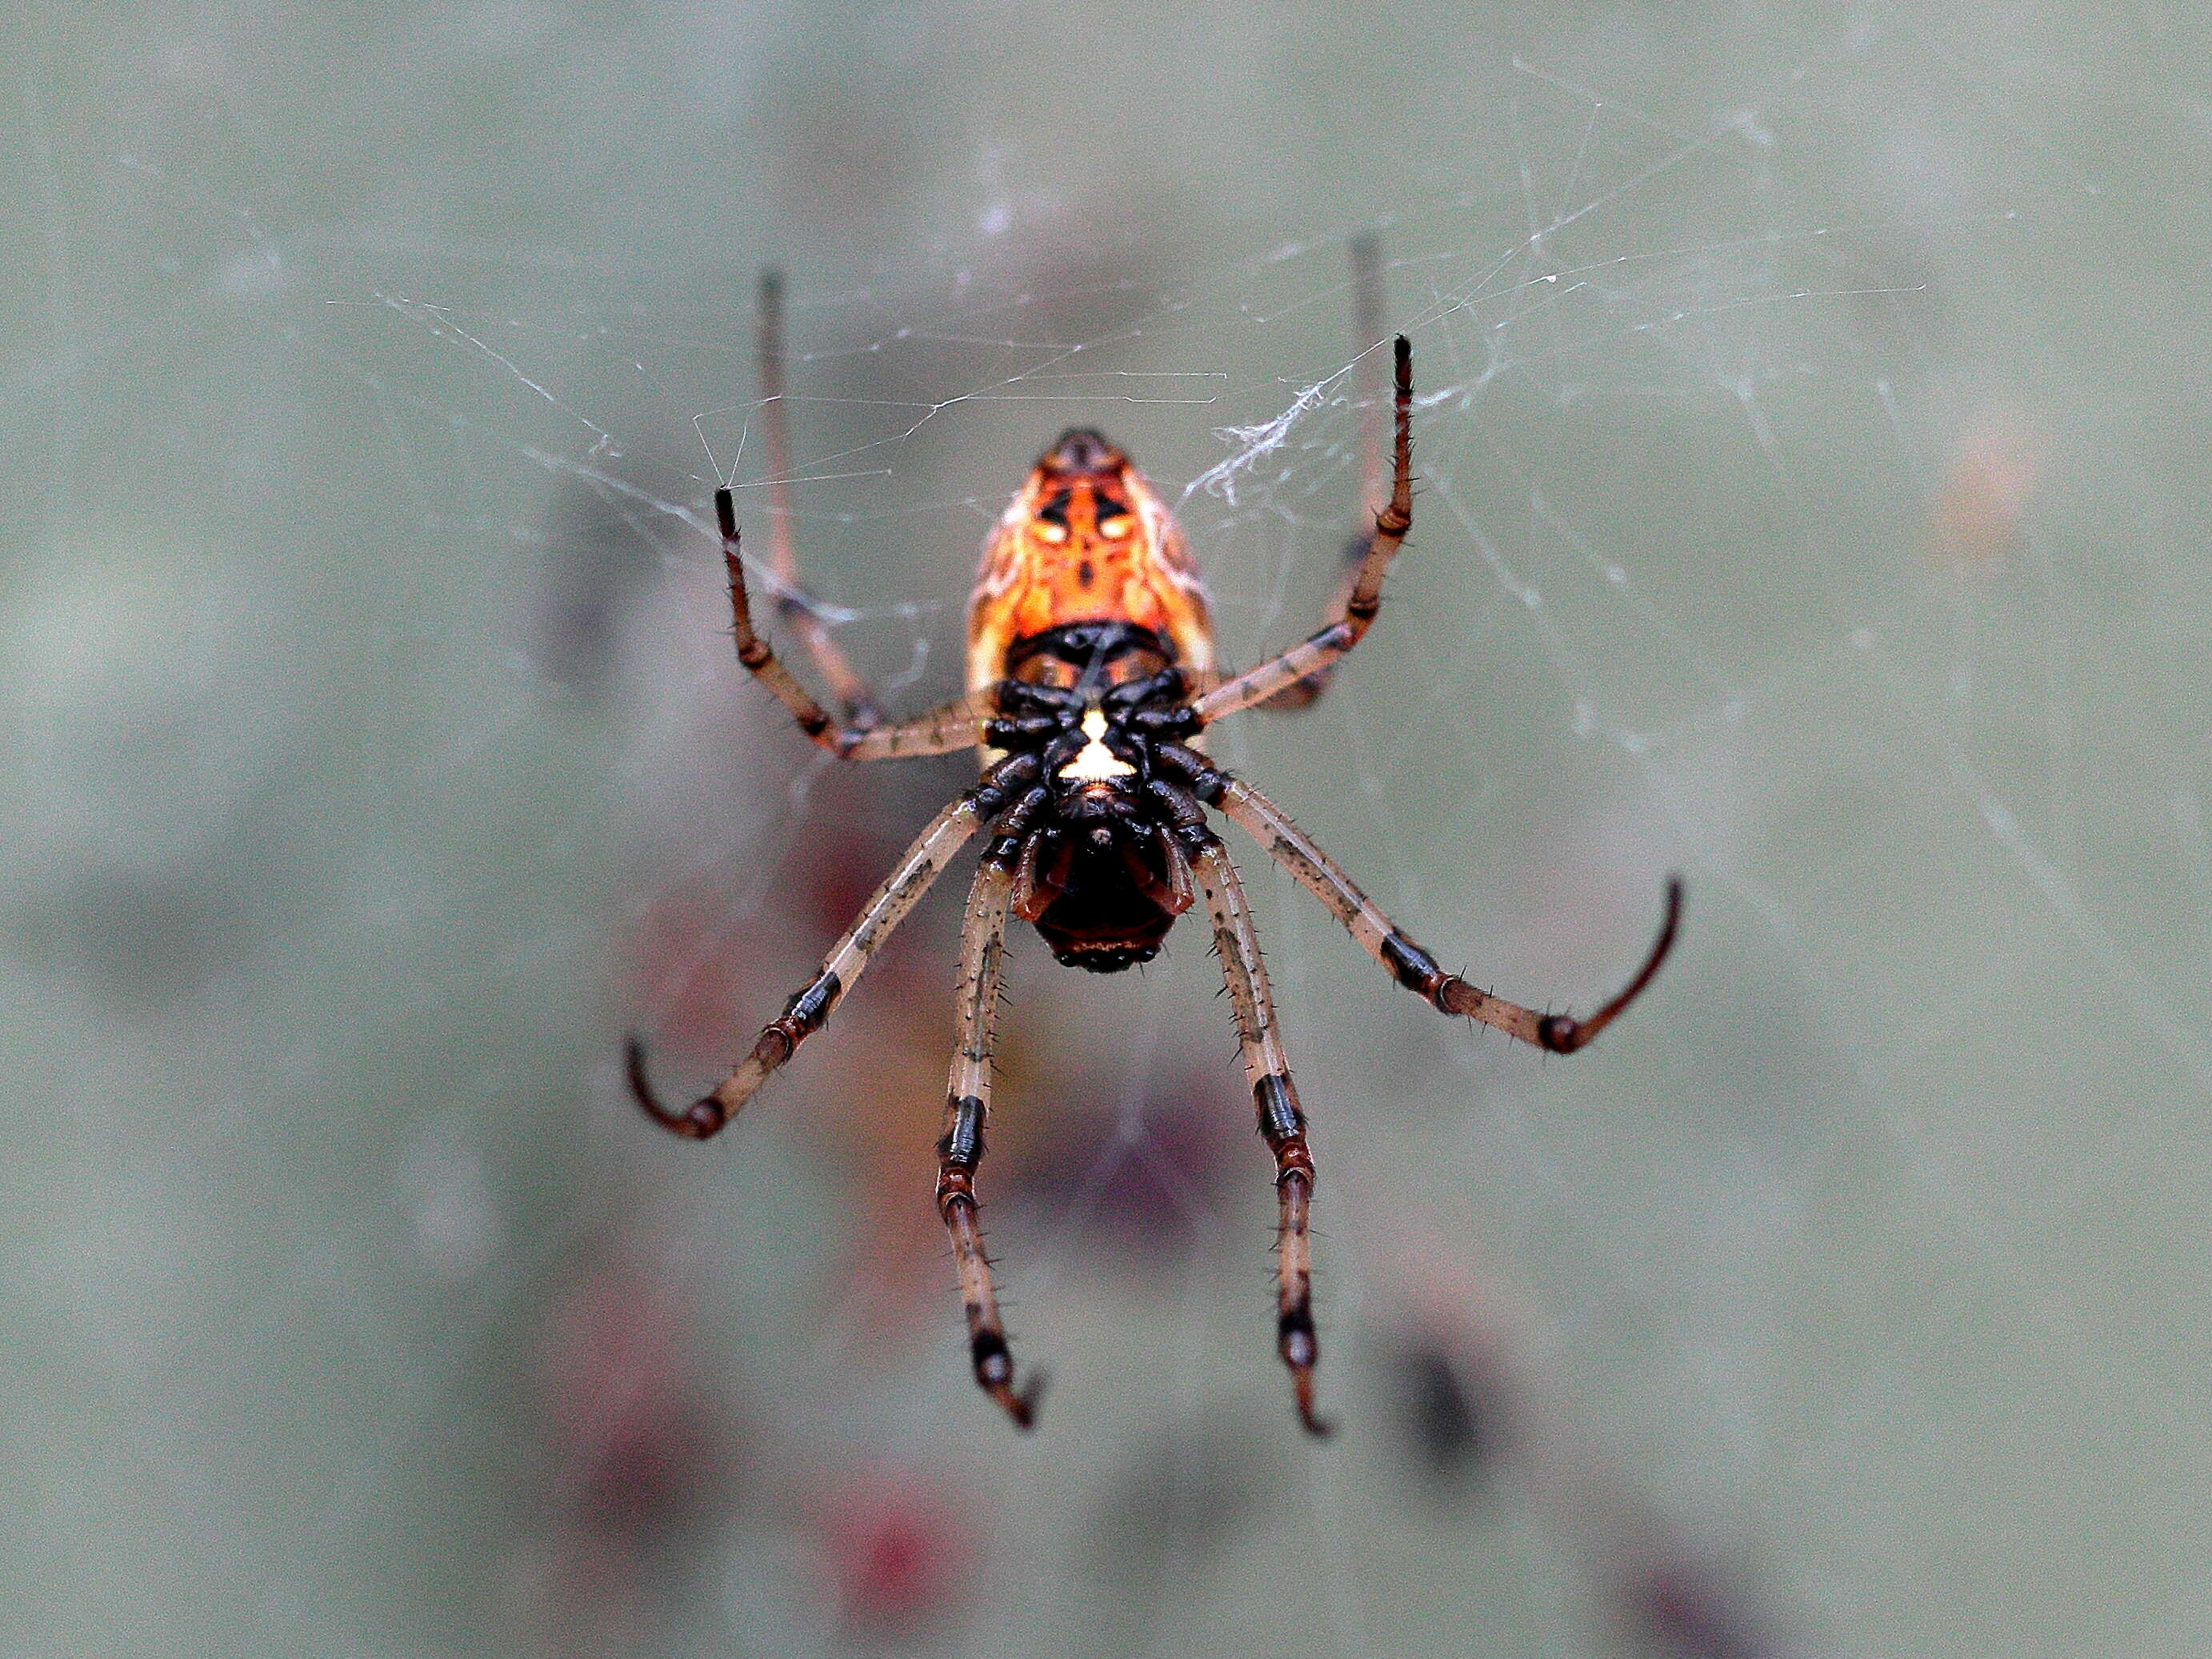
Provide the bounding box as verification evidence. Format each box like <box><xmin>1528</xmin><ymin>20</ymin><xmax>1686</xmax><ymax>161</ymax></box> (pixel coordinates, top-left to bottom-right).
<box><xmin>627</xmin><ymin>755</ymin><xmax>1039</xmax><ymax>1137</ymax></box>
<box><xmin>1260</xmin><ymin>230</ymin><xmax>1389</xmax><ymax>714</ymax></box>
<box><xmin>934</xmin><ymin>853</ymin><xmax>1045</xmax><ymax>1429</ymax></box>
<box><xmin>715</xmin><ymin>490</ymin><xmax>986</xmax><ymax>762</ymax></box>
<box><xmin>754</xmin><ymin>268</ymin><xmax>884</xmax><ymax>733</ymax></box>
<box><xmin>1189</xmin><ymin>832</ymin><xmax>1331</xmax><ymax>1437</ymax></box>
<box><xmin>1194</xmin><ymin>331</ymin><xmax>1414</xmax><ymax>726</ymax></box>
<box><xmin>1207</xmin><ymin>772</ymin><xmax>1682</xmax><ymax>1053</ymax></box>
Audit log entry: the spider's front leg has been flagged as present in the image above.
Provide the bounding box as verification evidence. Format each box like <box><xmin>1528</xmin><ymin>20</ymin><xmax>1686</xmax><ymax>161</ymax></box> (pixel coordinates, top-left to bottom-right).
<box><xmin>750</xmin><ymin>268</ymin><xmax>883</xmax><ymax>734</ymax></box>
<box><xmin>934</xmin><ymin>815</ymin><xmax>1048</xmax><ymax>1429</ymax></box>
<box><xmin>1261</xmin><ymin>230</ymin><xmax>1390</xmax><ymax>714</ymax></box>
<box><xmin>716</xmin><ymin>492</ymin><xmax>986</xmax><ymax>762</ymax></box>
<box><xmin>626</xmin><ymin>752</ymin><xmax>1042</xmax><ymax>1137</ymax></box>
<box><xmin>1194</xmin><ymin>333</ymin><xmax>1414</xmax><ymax>725</ymax></box>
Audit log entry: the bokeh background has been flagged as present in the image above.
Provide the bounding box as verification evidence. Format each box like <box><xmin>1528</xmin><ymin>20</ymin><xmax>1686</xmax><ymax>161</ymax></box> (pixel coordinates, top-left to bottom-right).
<box><xmin>7</xmin><ymin>3</ymin><xmax>2210</xmax><ymax>1655</ymax></box>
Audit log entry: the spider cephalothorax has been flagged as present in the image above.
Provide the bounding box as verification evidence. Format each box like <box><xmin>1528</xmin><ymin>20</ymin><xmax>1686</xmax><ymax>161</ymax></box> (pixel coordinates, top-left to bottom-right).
<box><xmin>628</xmin><ymin>262</ymin><xmax>1682</xmax><ymax>1437</ymax></box>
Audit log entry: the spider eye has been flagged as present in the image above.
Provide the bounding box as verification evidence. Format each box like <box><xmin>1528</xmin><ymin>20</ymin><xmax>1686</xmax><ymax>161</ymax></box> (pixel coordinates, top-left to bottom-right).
<box><xmin>1034</xmin><ymin>486</ymin><xmax>1074</xmax><ymax>543</ymax></box>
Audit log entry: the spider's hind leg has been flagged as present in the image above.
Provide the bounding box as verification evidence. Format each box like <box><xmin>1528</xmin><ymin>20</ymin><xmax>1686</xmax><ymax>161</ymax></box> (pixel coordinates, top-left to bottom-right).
<box><xmin>1189</xmin><ymin>832</ymin><xmax>1331</xmax><ymax>1437</ymax></box>
<box><xmin>934</xmin><ymin>846</ymin><xmax>1046</xmax><ymax>1429</ymax></box>
<box><xmin>626</xmin><ymin>758</ymin><xmax>1042</xmax><ymax>1138</ymax></box>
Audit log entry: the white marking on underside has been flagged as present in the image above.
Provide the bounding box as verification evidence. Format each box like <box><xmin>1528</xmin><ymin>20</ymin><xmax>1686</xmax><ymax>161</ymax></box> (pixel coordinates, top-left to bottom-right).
<box><xmin>1060</xmin><ymin>708</ymin><xmax>1135</xmax><ymax>782</ymax></box>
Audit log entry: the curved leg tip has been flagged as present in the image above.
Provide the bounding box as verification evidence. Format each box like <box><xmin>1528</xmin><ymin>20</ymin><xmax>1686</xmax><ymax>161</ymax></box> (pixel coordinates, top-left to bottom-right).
<box><xmin>1294</xmin><ymin>1382</ymin><xmax>1334</xmax><ymax>1439</ymax></box>
<box><xmin>998</xmin><ymin>1370</ymin><xmax>1048</xmax><ymax>1433</ymax></box>
<box><xmin>972</xmin><ymin>1332</ymin><xmax>1046</xmax><ymax>1431</ymax></box>
<box><xmin>624</xmin><ymin>1035</ymin><xmax>726</xmax><ymax>1140</ymax></box>
<box><xmin>1281</xmin><ymin>1307</ymin><xmax>1330</xmax><ymax>1437</ymax></box>
<box><xmin>1538</xmin><ymin>875</ymin><xmax>1686</xmax><ymax>1054</ymax></box>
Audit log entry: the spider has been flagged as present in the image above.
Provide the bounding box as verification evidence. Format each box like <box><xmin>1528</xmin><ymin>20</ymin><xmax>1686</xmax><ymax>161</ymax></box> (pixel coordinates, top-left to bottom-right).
<box><xmin>629</xmin><ymin>265</ymin><xmax>1683</xmax><ymax>1436</ymax></box>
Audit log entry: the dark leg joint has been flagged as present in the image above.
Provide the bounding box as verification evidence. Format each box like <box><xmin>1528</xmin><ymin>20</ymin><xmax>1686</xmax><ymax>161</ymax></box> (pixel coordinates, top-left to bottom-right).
<box><xmin>938</xmin><ymin>1094</ymin><xmax>985</xmax><ymax>1167</ymax></box>
<box><xmin>1381</xmin><ymin>933</ymin><xmax>1443</xmax><ymax>998</ymax></box>
<box><xmin>1155</xmin><ymin>742</ymin><xmax>1227</xmax><ymax>800</ymax></box>
<box><xmin>970</xmin><ymin>1326</ymin><xmax>1013</xmax><ymax>1386</ymax></box>
<box><xmin>1254</xmin><ymin>1074</ymin><xmax>1305</xmax><ymax>1148</ymax></box>
<box><xmin>782</xmin><ymin>973</ymin><xmax>841</xmax><ymax>1035</ymax></box>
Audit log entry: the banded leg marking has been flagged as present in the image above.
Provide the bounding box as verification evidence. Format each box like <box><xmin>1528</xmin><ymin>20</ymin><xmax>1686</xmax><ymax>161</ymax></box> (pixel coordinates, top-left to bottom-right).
<box><xmin>628</xmin><ymin>793</ymin><xmax>993</xmax><ymax>1137</ymax></box>
<box><xmin>1214</xmin><ymin>778</ymin><xmax>1682</xmax><ymax>1053</ymax></box>
<box><xmin>1190</xmin><ymin>836</ymin><xmax>1330</xmax><ymax>1437</ymax></box>
<box><xmin>935</xmin><ymin>857</ymin><xmax>1042</xmax><ymax>1429</ymax></box>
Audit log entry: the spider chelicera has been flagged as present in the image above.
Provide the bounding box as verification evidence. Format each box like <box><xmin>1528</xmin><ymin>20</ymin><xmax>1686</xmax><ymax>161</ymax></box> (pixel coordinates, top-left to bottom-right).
<box><xmin>629</xmin><ymin>266</ymin><xmax>1682</xmax><ymax>1435</ymax></box>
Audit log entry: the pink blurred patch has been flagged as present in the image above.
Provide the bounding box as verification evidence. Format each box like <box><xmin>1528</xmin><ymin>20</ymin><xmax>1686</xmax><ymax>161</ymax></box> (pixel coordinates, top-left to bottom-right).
<box><xmin>1929</xmin><ymin>403</ymin><xmax>2047</xmax><ymax>574</ymax></box>
<box><xmin>811</xmin><ymin>1465</ymin><xmax>982</xmax><ymax>1635</ymax></box>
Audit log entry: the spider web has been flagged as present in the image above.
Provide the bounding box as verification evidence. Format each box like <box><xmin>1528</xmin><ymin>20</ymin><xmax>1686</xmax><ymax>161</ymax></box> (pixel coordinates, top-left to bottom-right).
<box><xmin>10</xmin><ymin>5</ymin><xmax>2211</xmax><ymax>1657</ymax></box>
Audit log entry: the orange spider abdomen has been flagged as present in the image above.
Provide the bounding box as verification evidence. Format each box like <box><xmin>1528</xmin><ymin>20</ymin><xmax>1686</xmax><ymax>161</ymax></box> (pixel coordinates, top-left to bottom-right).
<box><xmin>966</xmin><ymin>429</ymin><xmax>1216</xmax><ymax>694</ymax></box>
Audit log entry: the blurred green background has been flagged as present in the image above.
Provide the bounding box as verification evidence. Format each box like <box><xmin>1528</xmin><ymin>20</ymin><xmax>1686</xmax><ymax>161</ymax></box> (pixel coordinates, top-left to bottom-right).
<box><xmin>7</xmin><ymin>3</ymin><xmax>2210</xmax><ymax>1655</ymax></box>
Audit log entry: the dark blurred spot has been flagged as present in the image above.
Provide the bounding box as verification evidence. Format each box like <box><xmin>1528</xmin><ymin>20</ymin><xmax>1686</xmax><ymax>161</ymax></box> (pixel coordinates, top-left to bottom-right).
<box><xmin>1385</xmin><ymin>1335</ymin><xmax>1494</xmax><ymax>1498</ymax></box>
<box><xmin>1088</xmin><ymin>1409</ymin><xmax>1282</xmax><ymax>1582</ymax></box>
<box><xmin>1006</xmin><ymin>1074</ymin><xmax>1242</xmax><ymax>1274</ymax></box>
<box><xmin>542</xmin><ymin>1264</ymin><xmax>734</xmax><ymax>1539</ymax></box>
<box><xmin>530</xmin><ymin>482</ymin><xmax>659</xmax><ymax>695</ymax></box>
<box><xmin>1630</xmin><ymin>1562</ymin><xmax>1778</xmax><ymax>1659</ymax></box>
